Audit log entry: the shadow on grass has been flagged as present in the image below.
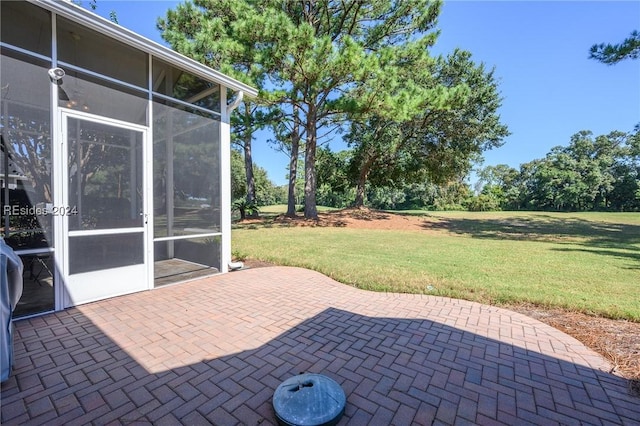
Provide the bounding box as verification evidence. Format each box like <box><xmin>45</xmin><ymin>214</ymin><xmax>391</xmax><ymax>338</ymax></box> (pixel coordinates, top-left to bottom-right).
<box><xmin>233</xmin><ymin>207</ymin><xmax>412</xmax><ymax>230</ymax></box>
<box><xmin>422</xmin><ymin>214</ymin><xmax>640</xmax><ymax>267</ymax></box>
<box><xmin>233</xmin><ymin>213</ymin><xmax>351</xmax><ymax>229</ymax></box>
<box><xmin>422</xmin><ymin>215</ymin><xmax>640</xmax><ymax>245</ymax></box>
<box><xmin>551</xmin><ymin>247</ymin><xmax>640</xmax><ymax>270</ymax></box>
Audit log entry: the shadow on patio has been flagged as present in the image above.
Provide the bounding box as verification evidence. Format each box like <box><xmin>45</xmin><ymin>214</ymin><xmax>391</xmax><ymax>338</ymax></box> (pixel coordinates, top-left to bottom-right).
<box><xmin>1</xmin><ymin>267</ymin><xmax>638</xmax><ymax>425</ymax></box>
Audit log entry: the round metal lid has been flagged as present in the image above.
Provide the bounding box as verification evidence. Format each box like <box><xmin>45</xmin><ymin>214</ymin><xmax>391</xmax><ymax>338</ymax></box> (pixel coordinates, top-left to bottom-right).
<box><xmin>273</xmin><ymin>373</ymin><xmax>346</xmax><ymax>426</ymax></box>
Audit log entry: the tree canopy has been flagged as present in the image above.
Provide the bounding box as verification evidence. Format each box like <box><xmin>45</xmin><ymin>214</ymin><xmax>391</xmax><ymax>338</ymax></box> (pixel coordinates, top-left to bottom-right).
<box><xmin>345</xmin><ymin>49</ymin><xmax>509</xmax><ymax>207</ymax></box>
<box><xmin>159</xmin><ymin>0</ymin><xmax>499</xmax><ymax>218</ymax></box>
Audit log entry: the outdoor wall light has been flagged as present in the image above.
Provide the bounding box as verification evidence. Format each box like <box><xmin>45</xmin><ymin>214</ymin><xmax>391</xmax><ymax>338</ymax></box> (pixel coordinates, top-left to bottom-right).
<box><xmin>48</xmin><ymin>67</ymin><xmax>65</xmax><ymax>81</ymax></box>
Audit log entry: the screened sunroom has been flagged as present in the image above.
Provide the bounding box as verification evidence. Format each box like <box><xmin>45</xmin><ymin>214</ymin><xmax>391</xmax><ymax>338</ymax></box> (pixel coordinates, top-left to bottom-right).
<box><xmin>1</xmin><ymin>0</ymin><xmax>256</xmax><ymax>318</ymax></box>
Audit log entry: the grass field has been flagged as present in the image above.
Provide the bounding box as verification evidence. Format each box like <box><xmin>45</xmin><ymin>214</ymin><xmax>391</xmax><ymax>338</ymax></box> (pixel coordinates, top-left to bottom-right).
<box><xmin>232</xmin><ymin>207</ymin><xmax>640</xmax><ymax>321</ymax></box>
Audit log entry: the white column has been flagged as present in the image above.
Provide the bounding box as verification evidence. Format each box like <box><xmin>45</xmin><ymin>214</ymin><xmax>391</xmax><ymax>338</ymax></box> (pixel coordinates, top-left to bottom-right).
<box><xmin>51</xmin><ymin>12</ymin><xmax>67</xmax><ymax>311</ymax></box>
<box><xmin>219</xmin><ymin>87</ymin><xmax>231</xmax><ymax>273</ymax></box>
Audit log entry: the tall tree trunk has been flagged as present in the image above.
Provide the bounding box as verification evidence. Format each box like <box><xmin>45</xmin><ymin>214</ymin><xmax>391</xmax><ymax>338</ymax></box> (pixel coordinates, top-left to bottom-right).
<box><xmin>353</xmin><ymin>126</ymin><xmax>381</xmax><ymax>208</ymax></box>
<box><xmin>354</xmin><ymin>159</ymin><xmax>373</xmax><ymax>208</ymax></box>
<box><xmin>304</xmin><ymin>105</ymin><xmax>318</xmax><ymax>219</ymax></box>
<box><xmin>286</xmin><ymin>105</ymin><xmax>300</xmax><ymax>217</ymax></box>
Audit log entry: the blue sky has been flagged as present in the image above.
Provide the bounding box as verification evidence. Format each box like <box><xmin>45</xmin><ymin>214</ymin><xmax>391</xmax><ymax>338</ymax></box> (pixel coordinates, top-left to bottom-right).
<box><xmin>93</xmin><ymin>1</ymin><xmax>640</xmax><ymax>186</ymax></box>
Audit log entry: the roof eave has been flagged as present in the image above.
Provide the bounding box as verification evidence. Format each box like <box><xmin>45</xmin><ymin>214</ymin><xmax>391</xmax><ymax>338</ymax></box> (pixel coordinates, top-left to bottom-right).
<box><xmin>32</xmin><ymin>0</ymin><xmax>258</xmax><ymax>98</ymax></box>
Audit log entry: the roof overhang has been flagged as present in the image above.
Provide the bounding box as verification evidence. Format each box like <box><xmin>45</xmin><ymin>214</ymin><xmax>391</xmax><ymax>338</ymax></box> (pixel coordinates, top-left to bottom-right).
<box><xmin>31</xmin><ymin>0</ymin><xmax>258</xmax><ymax>98</ymax></box>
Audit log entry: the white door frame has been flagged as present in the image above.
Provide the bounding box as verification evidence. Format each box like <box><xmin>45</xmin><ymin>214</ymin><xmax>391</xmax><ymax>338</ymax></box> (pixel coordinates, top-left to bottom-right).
<box><xmin>56</xmin><ymin>109</ymin><xmax>153</xmax><ymax>308</ymax></box>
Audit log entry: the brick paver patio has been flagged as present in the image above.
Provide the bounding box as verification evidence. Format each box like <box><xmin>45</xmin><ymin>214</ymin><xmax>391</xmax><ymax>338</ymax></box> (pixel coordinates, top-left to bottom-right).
<box><xmin>1</xmin><ymin>266</ymin><xmax>638</xmax><ymax>425</ymax></box>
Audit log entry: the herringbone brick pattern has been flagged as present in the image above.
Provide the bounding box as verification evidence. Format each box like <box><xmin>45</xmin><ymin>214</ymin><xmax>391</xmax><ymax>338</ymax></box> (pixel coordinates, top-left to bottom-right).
<box><xmin>1</xmin><ymin>266</ymin><xmax>638</xmax><ymax>425</ymax></box>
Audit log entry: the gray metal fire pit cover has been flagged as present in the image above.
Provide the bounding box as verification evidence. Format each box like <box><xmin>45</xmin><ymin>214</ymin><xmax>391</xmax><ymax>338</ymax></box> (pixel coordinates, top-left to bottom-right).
<box><xmin>273</xmin><ymin>373</ymin><xmax>346</xmax><ymax>426</ymax></box>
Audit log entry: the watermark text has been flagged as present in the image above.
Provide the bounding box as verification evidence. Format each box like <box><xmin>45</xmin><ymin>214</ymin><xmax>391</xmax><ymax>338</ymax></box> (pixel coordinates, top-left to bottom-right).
<box><xmin>2</xmin><ymin>204</ymin><xmax>78</xmax><ymax>216</ymax></box>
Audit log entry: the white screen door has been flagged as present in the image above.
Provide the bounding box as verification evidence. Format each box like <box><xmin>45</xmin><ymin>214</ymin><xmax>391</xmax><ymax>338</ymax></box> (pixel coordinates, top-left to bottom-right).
<box><xmin>61</xmin><ymin>111</ymin><xmax>150</xmax><ymax>307</ymax></box>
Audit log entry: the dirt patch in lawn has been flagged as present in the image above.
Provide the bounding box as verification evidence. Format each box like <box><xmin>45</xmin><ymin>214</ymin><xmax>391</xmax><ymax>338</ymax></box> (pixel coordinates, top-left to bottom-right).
<box><xmin>264</xmin><ymin>208</ymin><xmax>431</xmax><ymax>231</ymax></box>
<box><xmin>238</xmin><ymin>208</ymin><xmax>640</xmax><ymax>390</ymax></box>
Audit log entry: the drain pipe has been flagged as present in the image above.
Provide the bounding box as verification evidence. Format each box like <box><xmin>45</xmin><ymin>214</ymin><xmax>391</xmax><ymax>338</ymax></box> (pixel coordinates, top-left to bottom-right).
<box><xmin>226</xmin><ymin>90</ymin><xmax>244</xmax><ymax>115</ymax></box>
<box><xmin>227</xmin><ymin>90</ymin><xmax>244</xmax><ymax>271</ymax></box>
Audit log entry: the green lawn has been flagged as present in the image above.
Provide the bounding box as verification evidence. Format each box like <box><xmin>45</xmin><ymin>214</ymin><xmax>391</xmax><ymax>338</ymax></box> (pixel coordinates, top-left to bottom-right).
<box><xmin>232</xmin><ymin>210</ymin><xmax>640</xmax><ymax>321</ymax></box>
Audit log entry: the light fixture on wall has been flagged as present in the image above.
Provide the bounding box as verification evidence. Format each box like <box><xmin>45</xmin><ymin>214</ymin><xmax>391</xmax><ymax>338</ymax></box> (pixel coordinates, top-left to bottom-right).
<box><xmin>50</xmin><ymin>67</ymin><xmax>73</xmax><ymax>108</ymax></box>
<box><xmin>48</xmin><ymin>67</ymin><xmax>65</xmax><ymax>81</ymax></box>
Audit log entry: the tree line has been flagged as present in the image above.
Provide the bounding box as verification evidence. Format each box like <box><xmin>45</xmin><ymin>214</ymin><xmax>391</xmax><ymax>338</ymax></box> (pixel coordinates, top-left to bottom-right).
<box><xmin>231</xmin><ymin>126</ymin><xmax>639</xmax><ymax>213</ymax></box>
<box><xmin>475</xmin><ymin>128</ymin><xmax>640</xmax><ymax>212</ymax></box>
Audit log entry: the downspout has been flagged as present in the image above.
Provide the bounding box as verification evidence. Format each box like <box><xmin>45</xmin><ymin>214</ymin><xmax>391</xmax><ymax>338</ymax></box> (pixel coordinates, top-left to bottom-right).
<box><xmin>226</xmin><ymin>90</ymin><xmax>244</xmax><ymax>115</ymax></box>
<box><xmin>225</xmin><ymin>91</ymin><xmax>244</xmax><ymax>271</ymax></box>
